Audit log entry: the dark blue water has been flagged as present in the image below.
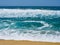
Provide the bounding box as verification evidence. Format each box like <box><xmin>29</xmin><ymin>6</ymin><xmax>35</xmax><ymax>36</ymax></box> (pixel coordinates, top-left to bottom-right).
<box><xmin>0</xmin><ymin>6</ymin><xmax>60</xmax><ymax>10</ymax></box>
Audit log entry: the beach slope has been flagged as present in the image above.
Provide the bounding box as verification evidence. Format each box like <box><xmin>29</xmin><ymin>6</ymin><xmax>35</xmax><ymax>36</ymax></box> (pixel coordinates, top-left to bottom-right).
<box><xmin>0</xmin><ymin>40</ymin><xmax>60</xmax><ymax>45</ymax></box>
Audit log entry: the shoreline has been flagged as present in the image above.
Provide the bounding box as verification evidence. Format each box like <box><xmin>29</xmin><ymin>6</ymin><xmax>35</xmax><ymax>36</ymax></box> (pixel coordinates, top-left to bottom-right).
<box><xmin>0</xmin><ymin>40</ymin><xmax>60</xmax><ymax>45</ymax></box>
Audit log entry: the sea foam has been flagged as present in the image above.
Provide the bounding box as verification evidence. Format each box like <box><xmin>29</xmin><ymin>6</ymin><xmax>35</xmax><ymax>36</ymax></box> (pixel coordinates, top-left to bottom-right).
<box><xmin>0</xmin><ymin>9</ymin><xmax>60</xmax><ymax>17</ymax></box>
<box><xmin>0</xmin><ymin>29</ymin><xmax>60</xmax><ymax>42</ymax></box>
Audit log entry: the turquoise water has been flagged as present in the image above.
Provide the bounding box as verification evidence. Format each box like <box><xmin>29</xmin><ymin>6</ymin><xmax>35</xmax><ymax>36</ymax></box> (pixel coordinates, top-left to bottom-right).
<box><xmin>0</xmin><ymin>7</ymin><xmax>60</xmax><ymax>42</ymax></box>
<box><xmin>0</xmin><ymin>17</ymin><xmax>60</xmax><ymax>31</ymax></box>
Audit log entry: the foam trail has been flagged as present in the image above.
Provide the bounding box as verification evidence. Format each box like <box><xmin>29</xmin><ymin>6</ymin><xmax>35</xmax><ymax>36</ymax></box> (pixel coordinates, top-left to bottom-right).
<box><xmin>37</xmin><ymin>21</ymin><xmax>50</xmax><ymax>29</ymax></box>
<box><xmin>23</xmin><ymin>21</ymin><xmax>51</xmax><ymax>29</ymax></box>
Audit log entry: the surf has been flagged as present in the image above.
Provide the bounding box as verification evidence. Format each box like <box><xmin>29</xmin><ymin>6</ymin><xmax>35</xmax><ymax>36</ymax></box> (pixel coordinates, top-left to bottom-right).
<box><xmin>0</xmin><ymin>9</ymin><xmax>60</xmax><ymax>17</ymax></box>
<box><xmin>0</xmin><ymin>8</ymin><xmax>60</xmax><ymax>42</ymax></box>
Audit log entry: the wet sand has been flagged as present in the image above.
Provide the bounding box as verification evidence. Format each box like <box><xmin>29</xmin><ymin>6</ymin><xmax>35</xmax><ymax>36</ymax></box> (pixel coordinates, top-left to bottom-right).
<box><xmin>0</xmin><ymin>40</ymin><xmax>60</xmax><ymax>45</ymax></box>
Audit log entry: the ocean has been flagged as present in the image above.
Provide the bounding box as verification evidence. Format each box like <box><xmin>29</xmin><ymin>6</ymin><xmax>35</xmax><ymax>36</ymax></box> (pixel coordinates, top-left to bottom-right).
<box><xmin>0</xmin><ymin>6</ymin><xmax>60</xmax><ymax>42</ymax></box>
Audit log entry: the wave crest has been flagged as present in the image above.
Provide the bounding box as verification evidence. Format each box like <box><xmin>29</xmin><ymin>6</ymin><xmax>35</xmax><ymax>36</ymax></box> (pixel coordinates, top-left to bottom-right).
<box><xmin>0</xmin><ymin>9</ymin><xmax>60</xmax><ymax>17</ymax></box>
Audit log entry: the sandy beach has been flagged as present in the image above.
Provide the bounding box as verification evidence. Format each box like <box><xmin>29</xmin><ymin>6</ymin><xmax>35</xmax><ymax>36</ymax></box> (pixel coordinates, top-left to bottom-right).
<box><xmin>0</xmin><ymin>40</ymin><xmax>60</xmax><ymax>45</ymax></box>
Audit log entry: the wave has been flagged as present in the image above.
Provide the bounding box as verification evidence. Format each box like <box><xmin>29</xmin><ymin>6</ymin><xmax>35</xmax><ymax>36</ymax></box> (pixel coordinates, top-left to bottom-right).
<box><xmin>0</xmin><ymin>29</ymin><xmax>60</xmax><ymax>42</ymax></box>
<box><xmin>0</xmin><ymin>9</ymin><xmax>60</xmax><ymax>18</ymax></box>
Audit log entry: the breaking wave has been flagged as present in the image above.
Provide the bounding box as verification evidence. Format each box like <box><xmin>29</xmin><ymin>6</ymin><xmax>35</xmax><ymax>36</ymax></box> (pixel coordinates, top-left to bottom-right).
<box><xmin>0</xmin><ymin>29</ymin><xmax>60</xmax><ymax>42</ymax></box>
<box><xmin>0</xmin><ymin>9</ymin><xmax>60</xmax><ymax>17</ymax></box>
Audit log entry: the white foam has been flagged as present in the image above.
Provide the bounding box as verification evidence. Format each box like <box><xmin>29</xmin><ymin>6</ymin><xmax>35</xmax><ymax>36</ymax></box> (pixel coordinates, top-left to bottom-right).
<box><xmin>23</xmin><ymin>21</ymin><xmax>51</xmax><ymax>29</ymax></box>
<box><xmin>0</xmin><ymin>9</ymin><xmax>60</xmax><ymax>17</ymax></box>
<box><xmin>0</xmin><ymin>29</ymin><xmax>60</xmax><ymax>42</ymax></box>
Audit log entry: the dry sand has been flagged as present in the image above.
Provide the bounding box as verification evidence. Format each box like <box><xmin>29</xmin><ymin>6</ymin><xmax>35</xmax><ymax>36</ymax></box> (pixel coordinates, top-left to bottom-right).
<box><xmin>0</xmin><ymin>40</ymin><xmax>60</xmax><ymax>45</ymax></box>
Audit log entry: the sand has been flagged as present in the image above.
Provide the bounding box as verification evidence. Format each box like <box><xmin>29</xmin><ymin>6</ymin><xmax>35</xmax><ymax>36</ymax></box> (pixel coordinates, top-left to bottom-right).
<box><xmin>0</xmin><ymin>40</ymin><xmax>60</xmax><ymax>45</ymax></box>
